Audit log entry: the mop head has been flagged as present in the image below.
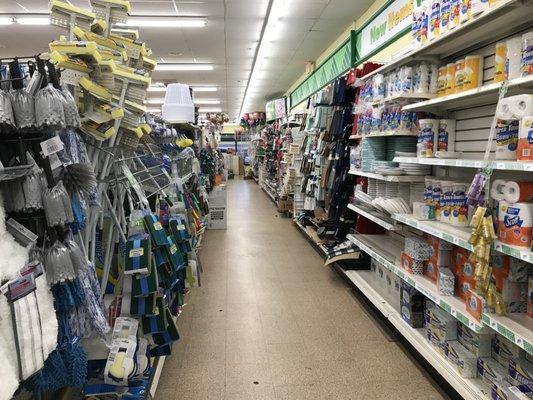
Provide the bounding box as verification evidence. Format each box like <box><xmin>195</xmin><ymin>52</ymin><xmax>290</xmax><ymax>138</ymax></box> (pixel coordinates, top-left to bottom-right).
<box><xmin>0</xmin><ymin>191</ymin><xmax>29</xmax><ymax>281</ymax></box>
<box><xmin>60</xmin><ymin>163</ymin><xmax>97</xmax><ymax>195</ymax></box>
<box><xmin>0</xmin><ymin>295</ymin><xmax>20</xmax><ymax>400</ymax></box>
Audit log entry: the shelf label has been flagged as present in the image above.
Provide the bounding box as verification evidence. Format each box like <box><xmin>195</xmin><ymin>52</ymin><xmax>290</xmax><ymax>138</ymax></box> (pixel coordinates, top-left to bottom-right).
<box><xmin>524</xmin><ymin>341</ymin><xmax>533</xmax><ymax>355</ymax></box>
<box><xmin>497</xmin><ymin>323</ymin><xmax>516</xmax><ymax>342</ymax></box>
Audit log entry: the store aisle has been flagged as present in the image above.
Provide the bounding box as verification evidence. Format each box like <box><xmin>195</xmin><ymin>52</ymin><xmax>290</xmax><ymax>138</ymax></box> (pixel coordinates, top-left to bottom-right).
<box><xmin>155</xmin><ymin>179</ymin><xmax>448</xmax><ymax>400</ymax></box>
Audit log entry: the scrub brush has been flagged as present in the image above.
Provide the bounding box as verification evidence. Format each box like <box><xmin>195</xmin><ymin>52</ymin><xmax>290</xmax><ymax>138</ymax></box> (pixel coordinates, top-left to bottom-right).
<box><xmin>59</xmin><ymin>163</ymin><xmax>97</xmax><ymax>195</ymax></box>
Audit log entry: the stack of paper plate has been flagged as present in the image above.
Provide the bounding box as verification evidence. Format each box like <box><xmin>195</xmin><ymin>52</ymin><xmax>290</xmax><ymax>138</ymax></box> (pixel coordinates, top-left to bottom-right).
<box><xmin>361</xmin><ymin>138</ymin><xmax>386</xmax><ymax>172</ymax></box>
<box><xmin>387</xmin><ymin>137</ymin><xmax>417</xmax><ymax>161</ymax></box>
<box><xmin>368</xmin><ymin>178</ymin><xmax>378</xmax><ymax>199</ymax></box>
<box><xmin>398</xmin><ymin>183</ymin><xmax>411</xmax><ymax>205</ymax></box>
<box><xmin>410</xmin><ymin>182</ymin><xmax>426</xmax><ymax>204</ymax></box>
<box><xmin>376</xmin><ymin>181</ymin><xmax>386</xmax><ymax>198</ymax></box>
<box><xmin>385</xmin><ymin>182</ymin><xmax>399</xmax><ymax>199</ymax></box>
<box><xmin>398</xmin><ymin>162</ymin><xmax>431</xmax><ymax>175</ymax></box>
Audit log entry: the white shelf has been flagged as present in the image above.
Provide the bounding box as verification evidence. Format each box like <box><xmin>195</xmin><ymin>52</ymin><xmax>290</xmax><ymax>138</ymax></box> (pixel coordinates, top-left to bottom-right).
<box><xmin>393</xmin><ymin>214</ymin><xmax>473</xmax><ymax>250</ymax></box>
<box><xmin>348</xmin><ymin>169</ymin><xmax>427</xmax><ymax>182</ymax></box>
<box><xmin>295</xmin><ymin>220</ymin><xmax>328</xmax><ymax>256</ymax></box>
<box><xmin>347</xmin><ymin>203</ymin><xmax>400</xmax><ymax>231</ymax></box>
<box><xmin>481</xmin><ymin>313</ymin><xmax>533</xmax><ymax>355</ymax></box>
<box><xmin>360</xmin><ymin>0</ymin><xmax>531</xmax><ymax>81</ymax></box>
<box><xmin>343</xmin><ymin>269</ymin><xmax>489</xmax><ymax>400</ymax></box>
<box><xmin>403</xmin><ymin>75</ymin><xmax>533</xmax><ymax>113</ymax></box>
<box><xmin>351</xmin><ymin>131</ymin><xmax>418</xmax><ymax>139</ymax></box>
<box><xmin>371</xmin><ymin>92</ymin><xmax>435</xmax><ymax>106</ymax></box>
<box><xmin>393</xmin><ymin>213</ymin><xmax>533</xmax><ymax>264</ymax></box>
<box><xmin>393</xmin><ymin>156</ymin><xmax>533</xmax><ymax>171</ymax></box>
<box><xmin>346</xmin><ymin>233</ymin><xmax>484</xmax><ymax>332</ymax></box>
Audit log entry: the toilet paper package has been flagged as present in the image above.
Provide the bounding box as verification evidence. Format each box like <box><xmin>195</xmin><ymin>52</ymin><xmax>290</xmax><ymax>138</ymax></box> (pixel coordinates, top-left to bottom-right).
<box><xmin>418</xmin><ymin>119</ymin><xmax>438</xmax><ymax>157</ymax></box>
<box><xmin>433</xmin><ymin>179</ymin><xmax>443</xmax><ymax>219</ymax></box>
<box><xmin>503</xmin><ymin>95</ymin><xmax>533</xmax><ymax>119</ymax></box>
<box><xmin>517</xmin><ymin>116</ymin><xmax>533</xmax><ymax>161</ymax></box>
<box><xmin>495</xmin><ymin>118</ymin><xmax>519</xmax><ymax>159</ymax></box>
<box><xmin>440</xmin><ymin>180</ymin><xmax>455</xmax><ymax>222</ymax></box>
<box><xmin>444</xmin><ymin>341</ymin><xmax>478</xmax><ymax>378</ymax></box>
<box><xmin>437</xmin><ymin>119</ymin><xmax>456</xmax><ymax>153</ymax></box>
<box><xmin>498</xmin><ymin>202</ymin><xmax>533</xmax><ymax>248</ymax></box>
<box><xmin>437</xmin><ymin>66</ymin><xmax>448</xmax><ymax>96</ymax></box>
<box><xmin>491</xmin><ymin>180</ymin><xmax>508</xmax><ymax>201</ymax></box>
<box><xmin>457</xmin><ymin>321</ymin><xmax>492</xmax><ymax>357</ymax></box>
<box><xmin>507</xmin><ymin>37</ymin><xmax>523</xmax><ymax>80</ymax></box>
<box><xmin>521</xmin><ymin>32</ymin><xmax>533</xmax><ymax>77</ymax></box>
<box><xmin>504</xmin><ymin>181</ymin><xmax>533</xmax><ymax>203</ymax></box>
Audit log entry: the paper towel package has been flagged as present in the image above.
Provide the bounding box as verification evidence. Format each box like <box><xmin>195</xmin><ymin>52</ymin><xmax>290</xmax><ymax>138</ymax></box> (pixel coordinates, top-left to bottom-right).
<box><xmin>418</xmin><ymin>119</ymin><xmax>439</xmax><ymax>157</ymax></box>
<box><xmin>495</xmin><ymin>118</ymin><xmax>519</xmax><ymax>160</ymax></box>
<box><xmin>459</xmin><ymin>0</ymin><xmax>471</xmax><ymax>23</ymax></box>
<box><xmin>457</xmin><ymin>321</ymin><xmax>492</xmax><ymax>357</ymax></box>
<box><xmin>504</xmin><ymin>181</ymin><xmax>533</xmax><ymax>203</ymax></box>
<box><xmin>492</xmin><ymin>335</ymin><xmax>526</xmax><ymax>367</ymax></box>
<box><xmin>462</xmin><ymin>55</ymin><xmax>483</xmax><ymax>90</ymax></box>
<box><xmin>498</xmin><ymin>202</ymin><xmax>533</xmax><ymax>248</ymax></box>
<box><xmin>507</xmin><ymin>37</ymin><xmax>523</xmax><ymax>80</ymax></box>
<box><xmin>444</xmin><ymin>341</ymin><xmax>478</xmax><ymax>378</ymax></box>
<box><xmin>478</xmin><ymin>357</ymin><xmax>508</xmax><ymax>386</ymax></box>
<box><xmin>509</xmin><ymin>358</ymin><xmax>533</xmax><ymax>386</ymax></box>
<box><xmin>494</xmin><ymin>42</ymin><xmax>507</xmax><ymax>82</ymax></box>
<box><xmin>429</xmin><ymin>0</ymin><xmax>441</xmax><ymax>41</ymax></box>
<box><xmin>517</xmin><ymin>116</ymin><xmax>533</xmax><ymax>161</ymax></box>
<box><xmin>522</xmin><ymin>32</ymin><xmax>533</xmax><ymax>77</ymax></box>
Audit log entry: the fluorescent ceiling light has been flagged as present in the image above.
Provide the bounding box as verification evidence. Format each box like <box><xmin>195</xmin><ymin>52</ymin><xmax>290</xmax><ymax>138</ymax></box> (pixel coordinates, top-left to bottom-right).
<box><xmin>192</xmin><ymin>87</ymin><xmax>217</xmax><ymax>92</ymax></box>
<box><xmin>194</xmin><ymin>100</ymin><xmax>220</xmax><ymax>105</ymax></box>
<box><xmin>155</xmin><ymin>64</ymin><xmax>213</xmax><ymax>71</ymax></box>
<box><xmin>120</xmin><ymin>17</ymin><xmax>207</xmax><ymax>28</ymax></box>
<box><xmin>16</xmin><ymin>17</ymin><xmax>49</xmax><ymax>25</ymax></box>
<box><xmin>199</xmin><ymin>107</ymin><xmax>222</xmax><ymax>113</ymax></box>
<box><xmin>0</xmin><ymin>17</ymin><xmax>13</xmax><ymax>25</ymax></box>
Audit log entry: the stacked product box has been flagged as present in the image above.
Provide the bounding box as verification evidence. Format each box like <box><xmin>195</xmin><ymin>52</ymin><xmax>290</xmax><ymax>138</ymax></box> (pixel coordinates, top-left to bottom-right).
<box><xmin>401</xmin><ymin>281</ymin><xmax>425</xmax><ymax>328</ymax></box>
<box><xmin>424</xmin><ymin>301</ymin><xmax>457</xmax><ymax>355</ymax></box>
<box><xmin>453</xmin><ymin>246</ymin><xmax>476</xmax><ymax>302</ymax></box>
<box><xmin>424</xmin><ymin>236</ymin><xmax>453</xmax><ymax>283</ymax></box>
<box><xmin>492</xmin><ymin>254</ymin><xmax>530</xmax><ymax>313</ymax></box>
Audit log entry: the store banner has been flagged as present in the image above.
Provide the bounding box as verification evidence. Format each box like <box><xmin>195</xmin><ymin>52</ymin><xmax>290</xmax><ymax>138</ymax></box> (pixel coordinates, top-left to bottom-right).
<box><xmin>290</xmin><ymin>39</ymin><xmax>351</xmax><ymax>107</ymax></box>
<box><xmin>265</xmin><ymin>100</ymin><xmax>276</xmax><ymax>121</ymax></box>
<box><xmin>265</xmin><ymin>97</ymin><xmax>287</xmax><ymax>121</ymax></box>
<box><xmin>354</xmin><ymin>0</ymin><xmax>412</xmax><ymax>62</ymax></box>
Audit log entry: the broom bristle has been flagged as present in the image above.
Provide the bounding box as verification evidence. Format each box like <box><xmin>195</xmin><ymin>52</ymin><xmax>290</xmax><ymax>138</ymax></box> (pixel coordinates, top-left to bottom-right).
<box><xmin>60</xmin><ymin>163</ymin><xmax>97</xmax><ymax>195</ymax></box>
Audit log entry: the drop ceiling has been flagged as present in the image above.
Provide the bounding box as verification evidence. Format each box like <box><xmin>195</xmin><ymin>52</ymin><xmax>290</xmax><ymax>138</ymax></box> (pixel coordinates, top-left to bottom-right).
<box><xmin>0</xmin><ymin>0</ymin><xmax>374</xmax><ymax>119</ymax></box>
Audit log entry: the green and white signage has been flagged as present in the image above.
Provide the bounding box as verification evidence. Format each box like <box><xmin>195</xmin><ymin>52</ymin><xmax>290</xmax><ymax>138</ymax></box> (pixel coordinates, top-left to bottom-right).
<box><xmin>354</xmin><ymin>0</ymin><xmax>412</xmax><ymax>62</ymax></box>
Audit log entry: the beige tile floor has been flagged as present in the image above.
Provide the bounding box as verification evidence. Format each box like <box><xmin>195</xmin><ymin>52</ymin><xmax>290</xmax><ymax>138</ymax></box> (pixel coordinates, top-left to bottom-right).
<box><xmin>155</xmin><ymin>179</ymin><xmax>449</xmax><ymax>400</ymax></box>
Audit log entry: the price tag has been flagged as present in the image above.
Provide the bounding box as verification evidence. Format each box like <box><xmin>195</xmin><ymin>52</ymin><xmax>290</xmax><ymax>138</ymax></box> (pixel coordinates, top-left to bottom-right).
<box><xmin>48</xmin><ymin>153</ymin><xmax>62</xmax><ymax>170</ymax></box>
<box><xmin>524</xmin><ymin>163</ymin><xmax>533</xmax><ymax>171</ymax></box>
<box><xmin>40</xmin><ymin>135</ymin><xmax>64</xmax><ymax>157</ymax></box>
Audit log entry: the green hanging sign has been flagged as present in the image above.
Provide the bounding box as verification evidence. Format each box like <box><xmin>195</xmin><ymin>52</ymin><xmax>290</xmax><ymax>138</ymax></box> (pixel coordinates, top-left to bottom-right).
<box><xmin>289</xmin><ymin>38</ymin><xmax>352</xmax><ymax>108</ymax></box>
